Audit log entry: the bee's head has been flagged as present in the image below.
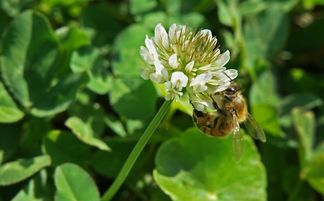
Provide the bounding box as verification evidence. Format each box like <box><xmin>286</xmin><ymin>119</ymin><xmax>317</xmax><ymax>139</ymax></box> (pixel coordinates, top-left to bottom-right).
<box><xmin>224</xmin><ymin>82</ymin><xmax>241</xmax><ymax>97</ymax></box>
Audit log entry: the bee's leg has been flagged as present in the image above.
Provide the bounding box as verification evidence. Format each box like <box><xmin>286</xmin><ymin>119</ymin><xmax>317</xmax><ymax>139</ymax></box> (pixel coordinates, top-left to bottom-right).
<box><xmin>210</xmin><ymin>96</ymin><xmax>219</xmax><ymax>109</ymax></box>
<box><xmin>210</xmin><ymin>95</ymin><xmax>227</xmax><ymax>117</ymax></box>
<box><xmin>211</xmin><ymin>116</ymin><xmax>226</xmax><ymax>137</ymax></box>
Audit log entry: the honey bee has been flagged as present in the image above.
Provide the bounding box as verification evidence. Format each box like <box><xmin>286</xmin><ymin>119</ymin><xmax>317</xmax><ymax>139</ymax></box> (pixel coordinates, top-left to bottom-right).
<box><xmin>192</xmin><ymin>82</ymin><xmax>266</xmax><ymax>159</ymax></box>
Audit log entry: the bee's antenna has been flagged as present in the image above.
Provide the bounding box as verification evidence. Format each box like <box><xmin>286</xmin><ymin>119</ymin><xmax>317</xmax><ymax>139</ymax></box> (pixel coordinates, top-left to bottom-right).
<box><xmin>222</xmin><ymin>71</ymin><xmax>233</xmax><ymax>82</ymax></box>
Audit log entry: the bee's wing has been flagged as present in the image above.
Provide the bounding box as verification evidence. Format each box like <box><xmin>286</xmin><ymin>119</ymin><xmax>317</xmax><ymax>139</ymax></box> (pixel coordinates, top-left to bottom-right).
<box><xmin>232</xmin><ymin>125</ymin><xmax>244</xmax><ymax>161</ymax></box>
<box><xmin>244</xmin><ymin>113</ymin><xmax>266</xmax><ymax>142</ymax></box>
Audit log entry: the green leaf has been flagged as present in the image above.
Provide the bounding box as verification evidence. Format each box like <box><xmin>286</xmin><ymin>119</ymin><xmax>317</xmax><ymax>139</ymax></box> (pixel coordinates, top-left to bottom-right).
<box><xmin>68</xmin><ymin>101</ymin><xmax>107</xmax><ymax>136</ymax></box>
<box><xmin>302</xmin><ymin>143</ymin><xmax>324</xmax><ymax>195</ymax></box>
<box><xmin>164</xmin><ymin>0</ymin><xmax>211</xmax><ymax>13</ymax></box>
<box><xmin>19</xmin><ymin>118</ymin><xmax>52</xmax><ymax>156</ymax></box>
<box><xmin>0</xmin><ymin>0</ymin><xmax>33</xmax><ymax>17</ymax></box>
<box><xmin>112</xmin><ymin>24</ymin><xmax>150</xmax><ymax>77</ymax></box>
<box><xmin>70</xmin><ymin>46</ymin><xmax>111</xmax><ymax>94</ymax></box>
<box><xmin>239</xmin><ymin>1</ymin><xmax>267</xmax><ymax>16</ymax></box>
<box><xmin>292</xmin><ymin>108</ymin><xmax>315</xmax><ymax>165</ymax></box>
<box><xmin>0</xmin><ymin>155</ymin><xmax>51</xmax><ymax>186</ymax></box>
<box><xmin>0</xmin><ymin>10</ymin><xmax>60</xmax><ymax>108</ymax></box>
<box><xmin>30</xmin><ymin>74</ymin><xmax>87</xmax><ymax>117</ymax></box>
<box><xmin>110</xmin><ymin>77</ymin><xmax>157</xmax><ymax>122</ymax></box>
<box><xmin>0</xmin><ymin>11</ymin><xmax>86</xmax><ymax>117</ymax></box>
<box><xmin>163</xmin><ymin>0</ymin><xmax>181</xmax><ymax>15</ymax></box>
<box><xmin>65</xmin><ymin>116</ymin><xmax>110</xmax><ymax>151</ymax></box>
<box><xmin>56</xmin><ymin>25</ymin><xmax>90</xmax><ymax>53</ymax></box>
<box><xmin>141</xmin><ymin>12</ymin><xmax>204</xmax><ymax>31</ymax></box>
<box><xmin>0</xmin><ymin>82</ymin><xmax>24</xmax><ymax>123</ymax></box>
<box><xmin>130</xmin><ymin>0</ymin><xmax>157</xmax><ymax>15</ymax></box>
<box><xmin>0</xmin><ymin>123</ymin><xmax>20</xmax><ymax>164</ymax></box>
<box><xmin>251</xmin><ymin>104</ymin><xmax>284</xmax><ymax>137</ymax></box>
<box><xmin>250</xmin><ymin>70</ymin><xmax>280</xmax><ymax>107</ymax></box>
<box><xmin>280</xmin><ymin>93</ymin><xmax>322</xmax><ymax>115</ymax></box>
<box><xmin>80</xmin><ymin>4</ymin><xmax>122</xmax><ymax>46</ymax></box>
<box><xmin>104</xmin><ymin>115</ymin><xmax>127</xmax><ymax>137</ymax></box>
<box><xmin>303</xmin><ymin>0</ymin><xmax>324</xmax><ymax>9</ymax></box>
<box><xmin>217</xmin><ymin>0</ymin><xmax>233</xmax><ymax>27</ymax></box>
<box><xmin>90</xmin><ymin>139</ymin><xmax>135</xmax><ymax>178</ymax></box>
<box><xmin>12</xmin><ymin>171</ymin><xmax>52</xmax><ymax>201</ymax></box>
<box><xmin>280</xmin><ymin>93</ymin><xmax>322</xmax><ymax>128</ymax></box>
<box><xmin>244</xmin><ymin>4</ymin><xmax>289</xmax><ymax>64</ymax></box>
<box><xmin>154</xmin><ymin>128</ymin><xmax>267</xmax><ymax>201</ymax></box>
<box><xmin>54</xmin><ymin>163</ymin><xmax>100</xmax><ymax>201</ymax></box>
<box><xmin>42</xmin><ymin>130</ymin><xmax>91</xmax><ymax>166</ymax></box>
<box><xmin>86</xmin><ymin>70</ymin><xmax>112</xmax><ymax>95</ymax></box>
<box><xmin>70</xmin><ymin>46</ymin><xmax>98</xmax><ymax>73</ymax></box>
<box><xmin>249</xmin><ymin>70</ymin><xmax>282</xmax><ymax>137</ymax></box>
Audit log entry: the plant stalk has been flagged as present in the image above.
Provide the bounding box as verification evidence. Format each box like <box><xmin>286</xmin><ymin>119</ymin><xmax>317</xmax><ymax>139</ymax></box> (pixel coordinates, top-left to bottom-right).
<box><xmin>102</xmin><ymin>100</ymin><xmax>172</xmax><ymax>201</ymax></box>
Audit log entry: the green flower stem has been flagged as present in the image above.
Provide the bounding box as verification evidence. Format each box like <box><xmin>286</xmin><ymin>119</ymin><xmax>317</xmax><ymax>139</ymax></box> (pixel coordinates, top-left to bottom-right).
<box><xmin>102</xmin><ymin>100</ymin><xmax>172</xmax><ymax>201</ymax></box>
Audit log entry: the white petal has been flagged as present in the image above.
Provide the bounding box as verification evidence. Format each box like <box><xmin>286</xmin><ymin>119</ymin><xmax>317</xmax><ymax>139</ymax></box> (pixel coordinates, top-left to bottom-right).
<box><xmin>190</xmin><ymin>73</ymin><xmax>213</xmax><ymax>93</ymax></box>
<box><xmin>162</xmin><ymin>68</ymin><xmax>169</xmax><ymax>80</ymax></box>
<box><xmin>145</xmin><ymin>36</ymin><xmax>158</xmax><ymax>60</ymax></box>
<box><xmin>200</xmin><ymin>29</ymin><xmax>212</xmax><ymax>39</ymax></box>
<box><xmin>169</xmin><ymin>24</ymin><xmax>177</xmax><ymax>43</ymax></box>
<box><xmin>175</xmin><ymin>25</ymin><xmax>186</xmax><ymax>40</ymax></box>
<box><xmin>171</xmin><ymin>71</ymin><xmax>188</xmax><ymax>88</ymax></box>
<box><xmin>153</xmin><ymin>60</ymin><xmax>164</xmax><ymax>75</ymax></box>
<box><xmin>154</xmin><ymin>24</ymin><xmax>169</xmax><ymax>49</ymax></box>
<box><xmin>212</xmin><ymin>82</ymin><xmax>231</xmax><ymax>93</ymax></box>
<box><xmin>223</xmin><ymin>69</ymin><xmax>238</xmax><ymax>80</ymax></box>
<box><xmin>188</xmin><ymin>92</ymin><xmax>214</xmax><ymax>112</ymax></box>
<box><xmin>140</xmin><ymin>46</ymin><xmax>154</xmax><ymax>64</ymax></box>
<box><xmin>190</xmin><ymin>73</ymin><xmax>212</xmax><ymax>87</ymax></box>
<box><xmin>198</xmin><ymin>64</ymin><xmax>211</xmax><ymax>71</ymax></box>
<box><xmin>150</xmin><ymin>60</ymin><xmax>168</xmax><ymax>83</ymax></box>
<box><xmin>215</xmin><ymin>50</ymin><xmax>230</xmax><ymax>68</ymax></box>
<box><xmin>185</xmin><ymin>61</ymin><xmax>195</xmax><ymax>72</ymax></box>
<box><xmin>165</xmin><ymin>81</ymin><xmax>183</xmax><ymax>100</ymax></box>
<box><xmin>168</xmin><ymin>54</ymin><xmax>179</xmax><ymax>69</ymax></box>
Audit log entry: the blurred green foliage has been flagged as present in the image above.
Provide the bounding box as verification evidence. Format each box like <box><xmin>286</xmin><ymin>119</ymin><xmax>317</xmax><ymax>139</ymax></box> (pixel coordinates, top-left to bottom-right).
<box><xmin>0</xmin><ymin>0</ymin><xmax>323</xmax><ymax>200</ymax></box>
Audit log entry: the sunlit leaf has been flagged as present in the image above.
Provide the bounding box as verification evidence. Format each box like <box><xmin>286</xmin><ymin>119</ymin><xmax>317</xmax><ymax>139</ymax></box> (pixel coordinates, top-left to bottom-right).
<box><xmin>249</xmin><ymin>70</ymin><xmax>280</xmax><ymax>107</ymax></box>
<box><xmin>0</xmin><ymin>155</ymin><xmax>51</xmax><ymax>186</ymax></box>
<box><xmin>154</xmin><ymin>128</ymin><xmax>266</xmax><ymax>201</ymax></box>
<box><xmin>54</xmin><ymin>163</ymin><xmax>100</xmax><ymax>201</ymax></box>
<box><xmin>71</xmin><ymin>46</ymin><xmax>98</xmax><ymax>73</ymax></box>
<box><xmin>113</xmin><ymin>24</ymin><xmax>150</xmax><ymax>77</ymax></box>
<box><xmin>70</xmin><ymin>46</ymin><xmax>111</xmax><ymax>94</ymax></box>
<box><xmin>251</xmin><ymin>104</ymin><xmax>284</xmax><ymax>137</ymax></box>
<box><xmin>65</xmin><ymin>116</ymin><xmax>110</xmax><ymax>151</ymax></box>
<box><xmin>0</xmin><ymin>82</ymin><xmax>24</xmax><ymax>123</ymax></box>
<box><xmin>292</xmin><ymin>108</ymin><xmax>315</xmax><ymax>165</ymax></box>
<box><xmin>303</xmin><ymin>143</ymin><xmax>324</xmax><ymax>195</ymax></box>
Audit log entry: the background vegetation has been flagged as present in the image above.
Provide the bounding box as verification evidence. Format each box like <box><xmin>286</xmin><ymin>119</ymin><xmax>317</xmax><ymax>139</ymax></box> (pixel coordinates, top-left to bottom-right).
<box><xmin>0</xmin><ymin>0</ymin><xmax>324</xmax><ymax>200</ymax></box>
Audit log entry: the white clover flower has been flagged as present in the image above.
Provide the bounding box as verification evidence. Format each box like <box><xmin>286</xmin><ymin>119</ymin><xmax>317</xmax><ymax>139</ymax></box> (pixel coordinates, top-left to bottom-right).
<box><xmin>140</xmin><ymin>23</ymin><xmax>238</xmax><ymax>112</ymax></box>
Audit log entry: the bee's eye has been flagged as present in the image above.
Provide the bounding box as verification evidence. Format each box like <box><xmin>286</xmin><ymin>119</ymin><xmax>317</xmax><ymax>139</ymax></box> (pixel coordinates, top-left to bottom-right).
<box><xmin>225</xmin><ymin>87</ymin><xmax>236</xmax><ymax>95</ymax></box>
